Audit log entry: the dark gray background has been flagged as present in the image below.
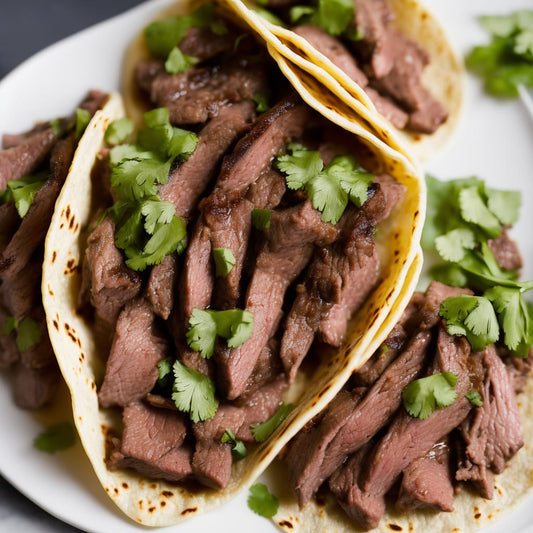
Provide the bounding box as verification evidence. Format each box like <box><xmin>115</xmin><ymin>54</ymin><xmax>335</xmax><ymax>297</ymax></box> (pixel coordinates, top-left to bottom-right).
<box><xmin>0</xmin><ymin>3</ymin><xmax>146</xmax><ymax>531</ymax></box>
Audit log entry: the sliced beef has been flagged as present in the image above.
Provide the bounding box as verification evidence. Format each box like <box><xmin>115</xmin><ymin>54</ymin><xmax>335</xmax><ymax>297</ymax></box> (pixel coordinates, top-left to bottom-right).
<box><xmin>396</xmin><ymin>439</ymin><xmax>454</xmax><ymax>512</ymax></box>
<box><xmin>293</xmin><ymin>25</ymin><xmax>369</xmax><ymax>87</ymax></box>
<box><xmin>364</xmin><ymin>87</ymin><xmax>409</xmax><ymax>130</ymax></box>
<box><xmin>369</xmin><ymin>30</ymin><xmax>448</xmax><ymax>134</ymax></box>
<box><xmin>136</xmin><ymin>60</ymin><xmax>267</xmax><ymax>125</ymax></box>
<box><xmin>502</xmin><ymin>347</ymin><xmax>533</xmax><ymax>394</ymax></box>
<box><xmin>352</xmin><ymin>0</ymin><xmax>395</xmax><ymax>78</ymax></box>
<box><xmin>0</xmin><ymin>258</ymin><xmax>41</xmax><ymax>319</ymax></box>
<box><xmin>216</xmin><ymin>200</ymin><xmax>337</xmax><ymax>400</ymax></box>
<box><xmin>456</xmin><ymin>344</ymin><xmax>524</xmax><ymax>498</ymax></box>
<box><xmin>98</xmin><ymin>299</ymin><xmax>168</xmax><ymax>408</ymax></box>
<box><xmin>0</xmin><ymin>303</ymin><xmax>19</xmax><ymax>368</ymax></box>
<box><xmin>286</xmin><ymin>329</ymin><xmax>431</xmax><ymax>507</ymax></box>
<box><xmin>245</xmin><ymin>167</ymin><xmax>287</xmax><ymax>209</ymax></box>
<box><xmin>77</xmin><ymin>89</ymin><xmax>108</xmax><ymax>117</ymax></box>
<box><xmin>192</xmin><ymin>441</ymin><xmax>233</xmax><ymax>489</ymax></box>
<box><xmin>0</xmin><ymin>133</ymin><xmax>76</xmax><ymax>280</ymax></box>
<box><xmin>79</xmin><ymin>217</ymin><xmax>142</xmax><ymax>324</ymax></box>
<box><xmin>178</xmin><ymin>26</ymin><xmax>238</xmax><ymax>62</ymax></box>
<box><xmin>488</xmin><ymin>229</ymin><xmax>523</xmax><ymax>272</ymax></box>
<box><xmin>212</xmin><ymin>94</ymin><xmax>311</xmax><ymax>202</ymax></box>
<box><xmin>0</xmin><ymin>127</ymin><xmax>56</xmax><ymax>190</ymax></box>
<box><xmin>0</xmin><ymin>203</ymin><xmax>19</xmax><ymax>254</ymax></box>
<box><xmin>12</xmin><ymin>364</ymin><xmax>59</xmax><ymax>409</ymax></box>
<box><xmin>158</xmin><ymin>101</ymin><xmax>257</xmax><ymax>221</ymax></box>
<box><xmin>346</xmin><ymin>326</ymin><xmax>472</xmax><ymax>530</ymax></box>
<box><xmin>109</xmin><ymin>401</ymin><xmax>192</xmax><ymax>482</ymax></box>
<box><xmin>145</xmin><ymin>254</ymin><xmax>177</xmax><ymax>321</ymax></box>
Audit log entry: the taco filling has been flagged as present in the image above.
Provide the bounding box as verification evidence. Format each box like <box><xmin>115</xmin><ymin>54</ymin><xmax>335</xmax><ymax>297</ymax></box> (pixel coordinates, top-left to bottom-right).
<box><xmin>0</xmin><ymin>90</ymin><xmax>109</xmax><ymax>408</ymax></box>
<box><xmin>276</xmin><ymin>177</ymin><xmax>532</xmax><ymax>531</ymax></box>
<box><xmin>236</xmin><ymin>0</ymin><xmax>449</xmax><ymax>134</ymax></box>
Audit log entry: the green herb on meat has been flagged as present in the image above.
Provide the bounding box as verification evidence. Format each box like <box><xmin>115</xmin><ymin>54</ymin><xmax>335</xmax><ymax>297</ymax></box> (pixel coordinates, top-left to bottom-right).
<box><xmin>165</xmin><ymin>47</ymin><xmax>200</xmax><ymax>74</ymax></box>
<box><xmin>221</xmin><ymin>429</ymin><xmax>248</xmax><ymax>460</ymax></box>
<box><xmin>251</xmin><ymin>208</ymin><xmax>272</xmax><ymax>230</ymax></box>
<box><xmin>34</xmin><ymin>422</ymin><xmax>76</xmax><ymax>453</ymax></box>
<box><xmin>3</xmin><ymin>316</ymin><xmax>42</xmax><ymax>352</ymax></box>
<box><xmin>465</xmin><ymin>390</ymin><xmax>483</xmax><ymax>407</ymax></box>
<box><xmin>107</xmin><ymin>108</ymin><xmax>196</xmax><ymax>271</ymax></box>
<box><xmin>105</xmin><ymin>118</ymin><xmax>134</xmax><ymax>145</ymax></box>
<box><xmin>186</xmin><ymin>309</ymin><xmax>254</xmax><ymax>358</ymax></box>
<box><xmin>248</xmin><ymin>483</ymin><xmax>279</xmax><ymax>518</ymax></box>
<box><xmin>75</xmin><ymin>108</ymin><xmax>91</xmax><ymax>140</ymax></box>
<box><xmin>171</xmin><ymin>360</ymin><xmax>219</xmax><ymax>422</ymax></box>
<box><xmin>402</xmin><ymin>372</ymin><xmax>458</xmax><ymax>420</ymax></box>
<box><xmin>213</xmin><ymin>247</ymin><xmax>236</xmax><ymax>278</ymax></box>
<box><xmin>275</xmin><ymin>143</ymin><xmax>374</xmax><ymax>224</ymax></box>
<box><xmin>251</xmin><ymin>402</ymin><xmax>293</xmax><ymax>442</ymax></box>
<box><xmin>289</xmin><ymin>0</ymin><xmax>355</xmax><ymax>38</ymax></box>
<box><xmin>253</xmin><ymin>92</ymin><xmax>271</xmax><ymax>112</ymax></box>
<box><xmin>252</xmin><ymin>8</ymin><xmax>286</xmax><ymax>27</ymax></box>
<box><xmin>466</xmin><ymin>10</ymin><xmax>533</xmax><ymax>97</ymax></box>
<box><xmin>3</xmin><ymin>171</ymin><xmax>47</xmax><ymax>218</ymax></box>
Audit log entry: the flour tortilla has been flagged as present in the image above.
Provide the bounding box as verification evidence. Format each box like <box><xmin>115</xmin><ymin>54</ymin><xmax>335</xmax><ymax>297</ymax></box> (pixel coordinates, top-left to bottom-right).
<box><xmin>41</xmin><ymin>4</ymin><xmax>425</xmax><ymax>525</ymax></box>
<box><xmin>219</xmin><ymin>0</ymin><xmax>463</xmax><ymax>165</ymax></box>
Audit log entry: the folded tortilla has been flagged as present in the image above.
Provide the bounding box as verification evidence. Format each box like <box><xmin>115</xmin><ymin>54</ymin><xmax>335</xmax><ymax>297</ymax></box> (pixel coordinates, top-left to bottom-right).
<box><xmin>41</xmin><ymin>1</ymin><xmax>425</xmax><ymax>526</ymax></box>
<box><xmin>218</xmin><ymin>0</ymin><xmax>463</xmax><ymax>164</ymax></box>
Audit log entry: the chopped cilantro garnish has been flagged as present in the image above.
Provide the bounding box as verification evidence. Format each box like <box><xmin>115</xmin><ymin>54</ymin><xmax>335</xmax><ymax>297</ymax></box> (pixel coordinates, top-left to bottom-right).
<box><xmin>290</xmin><ymin>0</ymin><xmax>354</xmax><ymax>37</ymax></box>
<box><xmin>465</xmin><ymin>390</ymin><xmax>483</xmax><ymax>407</ymax></box>
<box><xmin>440</xmin><ymin>295</ymin><xmax>500</xmax><ymax>352</ymax></box>
<box><xmin>402</xmin><ymin>373</ymin><xmax>458</xmax><ymax>420</ymax></box>
<box><xmin>466</xmin><ymin>10</ymin><xmax>533</xmax><ymax>97</ymax></box>
<box><xmin>186</xmin><ymin>309</ymin><xmax>254</xmax><ymax>358</ymax></box>
<box><xmin>275</xmin><ymin>144</ymin><xmax>373</xmax><ymax>224</ymax></box>
<box><xmin>251</xmin><ymin>403</ymin><xmax>293</xmax><ymax>442</ymax></box>
<box><xmin>213</xmin><ymin>247</ymin><xmax>236</xmax><ymax>277</ymax></box>
<box><xmin>171</xmin><ymin>360</ymin><xmax>219</xmax><ymax>422</ymax></box>
<box><xmin>144</xmin><ymin>3</ymin><xmax>227</xmax><ymax>58</ymax></box>
<box><xmin>105</xmin><ymin>118</ymin><xmax>134</xmax><ymax>145</ymax></box>
<box><xmin>5</xmin><ymin>172</ymin><xmax>47</xmax><ymax>218</ymax></box>
<box><xmin>252</xmin><ymin>208</ymin><xmax>271</xmax><ymax>230</ymax></box>
<box><xmin>50</xmin><ymin>118</ymin><xmax>63</xmax><ymax>137</ymax></box>
<box><xmin>248</xmin><ymin>483</ymin><xmax>279</xmax><ymax>518</ymax></box>
<box><xmin>221</xmin><ymin>429</ymin><xmax>247</xmax><ymax>460</ymax></box>
<box><xmin>75</xmin><ymin>108</ymin><xmax>91</xmax><ymax>140</ymax></box>
<box><xmin>252</xmin><ymin>8</ymin><xmax>286</xmax><ymax>27</ymax></box>
<box><xmin>253</xmin><ymin>92</ymin><xmax>270</xmax><ymax>112</ymax></box>
<box><xmin>164</xmin><ymin>46</ymin><xmax>199</xmax><ymax>74</ymax></box>
<box><xmin>34</xmin><ymin>422</ymin><xmax>76</xmax><ymax>453</ymax></box>
<box><xmin>3</xmin><ymin>316</ymin><xmax>42</xmax><ymax>352</ymax></box>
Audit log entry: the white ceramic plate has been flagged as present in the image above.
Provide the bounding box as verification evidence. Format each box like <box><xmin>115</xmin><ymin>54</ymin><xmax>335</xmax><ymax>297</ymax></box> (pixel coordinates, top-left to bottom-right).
<box><xmin>1</xmin><ymin>0</ymin><xmax>532</xmax><ymax>532</ymax></box>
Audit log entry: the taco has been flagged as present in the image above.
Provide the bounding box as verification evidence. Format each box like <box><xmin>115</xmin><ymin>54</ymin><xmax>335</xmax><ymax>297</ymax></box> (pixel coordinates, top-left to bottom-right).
<box><xmin>218</xmin><ymin>0</ymin><xmax>463</xmax><ymax>164</ymax></box>
<box><xmin>269</xmin><ymin>176</ymin><xmax>533</xmax><ymax>532</ymax></box>
<box><xmin>42</xmin><ymin>2</ymin><xmax>424</xmax><ymax>527</ymax></box>
<box><xmin>0</xmin><ymin>90</ymin><xmax>112</xmax><ymax>409</ymax></box>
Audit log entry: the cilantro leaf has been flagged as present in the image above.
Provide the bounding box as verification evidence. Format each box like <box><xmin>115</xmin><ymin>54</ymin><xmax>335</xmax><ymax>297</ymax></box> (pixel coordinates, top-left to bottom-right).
<box><xmin>171</xmin><ymin>360</ymin><xmax>218</xmax><ymax>422</ymax></box>
<box><xmin>252</xmin><ymin>7</ymin><xmax>286</xmax><ymax>26</ymax></box>
<box><xmin>251</xmin><ymin>403</ymin><xmax>293</xmax><ymax>442</ymax></box>
<box><xmin>275</xmin><ymin>143</ymin><xmax>323</xmax><ymax>190</ymax></box>
<box><xmin>221</xmin><ymin>429</ymin><xmax>247</xmax><ymax>460</ymax></box>
<box><xmin>275</xmin><ymin>145</ymin><xmax>373</xmax><ymax>224</ymax></box>
<box><xmin>5</xmin><ymin>172</ymin><xmax>47</xmax><ymax>218</ymax></box>
<box><xmin>439</xmin><ymin>295</ymin><xmax>500</xmax><ymax>351</ymax></box>
<box><xmin>186</xmin><ymin>309</ymin><xmax>254</xmax><ymax>358</ymax></box>
<box><xmin>248</xmin><ymin>483</ymin><xmax>279</xmax><ymax>518</ymax></box>
<box><xmin>435</xmin><ymin>228</ymin><xmax>477</xmax><ymax>262</ymax></box>
<box><xmin>2</xmin><ymin>316</ymin><xmax>17</xmax><ymax>336</ymax></box>
<box><xmin>402</xmin><ymin>373</ymin><xmax>458</xmax><ymax>420</ymax></box>
<box><xmin>34</xmin><ymin>422</ymin><xmax>76</xmax><ymax>453</ymax></box>
<box><xmin>213</xmin><ymin>248</ymin><xmax>236</xmax><ymax>277</ymax></box>
<box><xmin>486</xmin><ymin>188</ymin><xmax>521</xmax><ymax>225</ymax></box>
<box><xmin>252</xmin><ymin>208</ymin><xmax>271</xmax><ymax>230</ymax></box>
<box><xmin>253</xmin><ymin>93</ymin><xmax>270</xmax><ymax>112</ymax></box>
<box><xmin>157</xmin><ymin>357</ymin><xmax>173</xmax><ymax>390</ymax></box>
<box><xmin>459</xmin><ymin>186</ymin><xmax>502</xmax><ymax>238</ymax></box>
<box><xmin>465</xmin><ymin>390</ymin><xmax>483</xmax><ymax>407</ymax></box>
<box><xmin>141</xmin><ymin>198</ymin><xmax>176</xmax><ymax>233</ymax></box>
<box><xmin>75</xmin><ymin>108</ymin><xmax>91</xmax><ymax>140</ymax></box>
<box><xmin>105</xmin><ymin>118</ymin><xmax>134</xmax><ymax>145</ymax></box>
<box><xmin>289</xmin><ymin>0</ymin><xmax>354</xmax><ymax>37</ymax></box>
<box><xmin>16</xmin><ymin>316</ymin><xmax>42</xmax><ymax>352</ymax></box>
<box><xmin>165</xmin><ymin>46</ymin><xmax>199</xmax><ymax>74</ymax></box>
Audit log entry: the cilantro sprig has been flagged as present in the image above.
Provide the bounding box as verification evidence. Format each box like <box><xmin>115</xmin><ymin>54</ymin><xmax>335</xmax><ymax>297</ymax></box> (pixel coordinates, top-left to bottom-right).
<box><xmin>221</xmin><ymin>429</ymin><xmax>247</xmax><ymax>460</ymax></box>
<box><xmin>402</xmin><ymin>372</ymin><xmax>458</xmax><ymax>420</ymax></box>
<box><xmin>3</xmin><ymin>171</ymin><xmax>48</xmax><ymax>218</ymax></box>
<box><xmin>2</xmin><ymin>316</ymin><xmax>42</xmax><ymax>352</ymax></box>
<box><xmin>186</xmin><ymin>309</ymin><xmax>254</xmax><ymax>358</ymax></box>
<box><xmin>275</xmin><ymin>143</ymin><xmax>374</xmax><ymax>224</ymax></box>
<box><xmin>248</xmin><ymin>483</ymin><xmax>279</xmax><ymax>518</ymax></box>
<box><xmin>466</xmin><ymin>10</ymin><xmax>533</xmax><ymax>97</ymax></box>
<box><xmin>171</xmin><ymin>360</ymin><xmax>219</xmax><ymax>422</ymax></box>
<box><xmin>34</xmin><ymin>422</ymin><xmax>76</xmax><ymax>454</ymax></box>
<box><xmin>107</xmin><ymin>108</ymin><xmax>197</xmax><ymax>271</ymax></box>
<box><xmin>423</xmin><ymin>175</ymin><xmax>533</xmax><ymax>357</ymax></box>
<box><xmin>250</xmin><ymin>403</ymin><xmax>293</xmax><ymax>442</ymax></box>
